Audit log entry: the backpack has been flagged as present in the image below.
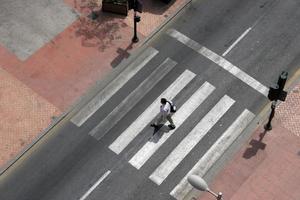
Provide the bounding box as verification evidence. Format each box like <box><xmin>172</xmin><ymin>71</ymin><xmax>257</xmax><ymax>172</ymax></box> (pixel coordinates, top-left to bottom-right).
<box><xmin>167</xmin><ymin>101</ymin><xmax>177</xmax><ymax>113</ymax></box>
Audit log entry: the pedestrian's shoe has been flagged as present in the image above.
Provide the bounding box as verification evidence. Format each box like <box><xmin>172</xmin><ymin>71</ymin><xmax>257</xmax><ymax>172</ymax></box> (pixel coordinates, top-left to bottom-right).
<box><xmin>150</xmin><ymin>123</ymin><xmax>157</xmax><ymax>127</ymax></box>
<box><xmin>168</xmin><ymin>124</ymin><xmax>176</xmax><ymax>129</ymax></box>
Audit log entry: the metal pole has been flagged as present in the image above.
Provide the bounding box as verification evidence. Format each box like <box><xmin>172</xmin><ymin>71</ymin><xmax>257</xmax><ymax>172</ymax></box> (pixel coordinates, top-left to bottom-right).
<box><xmin>207</xmin><ymin>189</ymin><xmax>223</xmax><ymax>200</ymax></box>
<box><xmin>264</xmin><ymin>100</ymin><xmax>277</xmax><ymax>131</ymax></box>
<box><xmin>132</xmin><ymin>0</ymin><xmax>139</xmax><ymax>43</ymax></box>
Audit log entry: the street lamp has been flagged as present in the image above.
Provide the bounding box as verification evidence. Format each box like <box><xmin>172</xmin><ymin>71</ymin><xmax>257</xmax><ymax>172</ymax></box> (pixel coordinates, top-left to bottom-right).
<box><xmin>131</xmin><ymin>0</ymin><xmax>142</xmax><ymax>43</ymax></box>
<box><xmin>188</xmin><ymin>175</ymin><xmax>223</xmax><ymax>200</ymax></box>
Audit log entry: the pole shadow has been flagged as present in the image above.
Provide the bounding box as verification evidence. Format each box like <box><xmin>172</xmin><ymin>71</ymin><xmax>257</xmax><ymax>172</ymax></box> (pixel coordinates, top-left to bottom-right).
<box><xmin>243</xmin><ymin>130</ymin><xmax>267</xmax><ymax>159</ymax></box>
<box><xmin>111</xmin><ymin>43</ymin><xmax>134</xmax><ymax>68</ymax></box>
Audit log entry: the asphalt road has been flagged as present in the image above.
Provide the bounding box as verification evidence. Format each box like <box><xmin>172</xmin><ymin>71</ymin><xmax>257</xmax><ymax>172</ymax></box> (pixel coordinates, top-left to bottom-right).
<box><xmin>0</xmin><ymin>0</ymin><xmax>299</xmax><ymax>200</ymax></box>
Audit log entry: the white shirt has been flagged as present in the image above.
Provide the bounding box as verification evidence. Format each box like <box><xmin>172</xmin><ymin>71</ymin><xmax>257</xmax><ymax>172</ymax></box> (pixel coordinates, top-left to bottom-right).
<box><xmin>160</xmin><ymin>102</ymin><xmax>171</xmax><ymax>116</ymax></box>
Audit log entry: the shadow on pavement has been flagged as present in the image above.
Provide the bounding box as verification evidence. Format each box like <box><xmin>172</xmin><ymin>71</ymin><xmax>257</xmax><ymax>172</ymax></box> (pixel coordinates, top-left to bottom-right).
<box><xmin>150</xmin><ymin>124</ymin><xmax>171</xmax><ymax>143</ymax></box>
<box><xmin>243</xmin><ymin>130</ymin><xmax>267</xmax><ymax>159</ymax></box>
<box><xmin>75</xmin><ymin>12</ymin><xmax>127</xmax><ymax>51</ymax></box>
<box><xmin>111</xmin><ymin>43</ymin><xmax>133</xmax><ymax>68</ymax></box>
<box><xmin>73</xmin><ymin>0</ymin><xmax>128</xmax><ymax>51</ymax></box>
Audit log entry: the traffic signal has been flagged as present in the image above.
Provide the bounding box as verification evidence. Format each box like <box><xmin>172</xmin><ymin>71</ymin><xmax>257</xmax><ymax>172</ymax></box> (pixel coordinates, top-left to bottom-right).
<box><xmin>134</xmin><ymin>15</ymin><xmax>141</xmax><ymax>22</ymax></box>
<box><xmin>268</xmin><ymin>85</ymin><xmax>279</xmax><ymax>101</ymax></box>
<box><xmin>278</xmin><ymin>90</ymin><xmax>287</xmax><ymax>101</ymax></box>
<box><xmin>267</xmin><ymin>71</ymin><xmax>288</xmax><ymax>101</ymax></box>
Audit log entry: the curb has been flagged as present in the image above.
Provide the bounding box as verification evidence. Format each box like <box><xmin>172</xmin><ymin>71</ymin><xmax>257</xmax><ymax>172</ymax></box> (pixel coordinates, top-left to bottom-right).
<box><xmin>0</xmin><ymin>0</ymin><xmax>193</xmax><ymax>175</ymax></box>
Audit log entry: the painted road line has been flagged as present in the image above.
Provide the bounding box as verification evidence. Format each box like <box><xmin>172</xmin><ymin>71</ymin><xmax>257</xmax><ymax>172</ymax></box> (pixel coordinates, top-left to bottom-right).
<box><xmin>166</xmin><ymin>29</ymin><xmax>268</xmax><ymax>97</ymax></box>
<box><xmin>89</xmin><ymin>58</ymin><xmax>177</xmax><ymax>140</ymax></box>
<box><xmin>71</xmin><ymin>47</ymin><xmax>159</xmax><ymax>127</ymax></box>
<box><xmin>171</xmin><ymin>109</ymin><xmax>255</xmax><ymax>200</ymax></box>
<box><xmin>129</xmin><ymin>82</ymin><xmax>215</xmax><ymax>169</ymax></box>
<box><xmin>79</xmin><ymin>170</ymin><xmax>111</xmax><ymax>200</ymax></box>
<box><xmin>149</xmin><ymin>95</ymin><xmax>235</xmax><ymax>185</ymax></box>
<box><xmin>222</xmin><ymin>28</ymin><xmax>252</xmax><ymax>57</ymax></box>
<box><xmin>109</xmin><ymin>70</ymin><xmax>196</xmax><ymax>154</ymax></box>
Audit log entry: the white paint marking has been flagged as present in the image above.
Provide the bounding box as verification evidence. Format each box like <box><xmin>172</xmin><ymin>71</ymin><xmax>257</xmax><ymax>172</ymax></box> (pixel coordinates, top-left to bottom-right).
<box><xmin>79</xmin><ymin>170</ymin><xmax>111</xmax><ymax>200</ymax></box>
<box><xmin>222</xmin><ymin>27</ymin><xmax>252</xmax><ymax>56</ymax></box>
<box><xmin>171</xmin><ymin>109</ymin><xmax>255</xmax><ymax>200</ymax></box>
<box><xmin>109</xmin><ymin>70</ymin><xmax>196</xmax><ymax>154</ymax></box>
<box><xmin>71</xmin><ymin>47</ymin><xmax>159</xmax><ymax>127</ymax></box>
<box><xmin>129</xmin><ymin>82</ymin><xmax>215</xmax><ymax>169</ymax></box>
<box><xmin>166</xmin><ymin>29</ymin><xmax>268</xmax><ymax>96</ymax></box>
<box><xmin>149</xmin><ymin>95</ymin><xmax>235</xmax><ymax>185</ymax></box>
<box><xmin>89</xmin><ymin>58</ymin><xmax>176</xmax><ymax>140</ymax></box>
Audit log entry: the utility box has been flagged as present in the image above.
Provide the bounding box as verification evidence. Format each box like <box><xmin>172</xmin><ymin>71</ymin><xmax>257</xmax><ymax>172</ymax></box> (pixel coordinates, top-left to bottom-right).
<box><xmin>102</xmin><ymin>0</ymin><xmax>129</xmax><ymax>16</ymax></box>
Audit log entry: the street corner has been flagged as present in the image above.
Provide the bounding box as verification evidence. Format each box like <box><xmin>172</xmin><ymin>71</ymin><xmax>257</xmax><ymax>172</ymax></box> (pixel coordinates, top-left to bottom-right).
<box><xmin>0</xmin><ymin>0</ymin><xmax>193</xmax><ymax>113</ymax></box>
<box><xmin>0</xmin><ymin>7</ymin><xmax>138</xmax><ymax>111</ymax></box>
<box><xmin>205</xmin><ymin>129</ymin><xmax>269</xmax><ymax>200</ymax></box>
<box><xmin>229</xmin><ymin>125</ymin><xmax>300</xmax><ymax>200</ymax></box>
<box><xmin>23</xmin><ymin>12</ymin><xmax>142</xmax><ymax>110</ymax></box>
<box><xmin>0</xmin><ymin>67</ymin><xmax>61</xmax><ymax>169</ymax></box>
<box><xmin>199</xmin><ymin>121</ymin><xmax>300</xmax><ymax>200</ymax></box>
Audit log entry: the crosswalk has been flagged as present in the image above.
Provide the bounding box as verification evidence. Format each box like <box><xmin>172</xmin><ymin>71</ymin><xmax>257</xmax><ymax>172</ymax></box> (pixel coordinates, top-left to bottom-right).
<box><xmin>171</xmin><ymin>109</ymin><xmax>255</xmax><ymax>199</ymax></box>
<box><xmin>89</xmin><ymin>58</ymin><xmax>177</xmax><ymax>140</ymax></box>
<box><xmin>149</xmin><ymin>95</ymin><xmax>235</xmax><ymax>185</ymax></box>
<box><xmin>166</xmin><ymin>29</ymin><xmax>269</xmax><ymax>97</ymax></box>
<box><xmin>71</xmin><ymin>47</ymin><xmax>159</xmax><ymax>127</ymax></box>
<box><xmin>71</xmin><ymin>29</ymin><xmax>268</xmax><ymax>200</ymax></box>
<box><xmin>109</xmin><ymin>69</ymin><xmax>196</xmax><ymax>154</ymax></box>
<box><xmin>129</xmin><ymin>82</ymin><xmax>215</xmax><ymax>170</ymax></box>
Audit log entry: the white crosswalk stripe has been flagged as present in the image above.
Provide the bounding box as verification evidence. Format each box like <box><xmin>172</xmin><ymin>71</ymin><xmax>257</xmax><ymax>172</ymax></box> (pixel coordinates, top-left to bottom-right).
<box><xmin>71</xmin><ymin>47</ymin><xmax>159</xmax><ymax>127</ymax></box>
<box><xmin>109</xmin><ymin>70</ymin><xmax>196</xmax><ymax>154</ymax></box>
<box><xmin>129</xmin><ymin>82</ymin><xmax>215</xmax><ymax>169</ymax></box>
<box><xmin>170</xmin><ymin>109</ymin><xmax>255</xmax><ymax>200</ymax></box>
<box><xmin>89</xmin><ymin>58</ymin><xmax>177</xmax><ymax>140</ymax></box>
<box><xmin>166</xmin><ymin>29</ymin><xmax>269</xmax><ymax>97</ymax></box>
<box><xmin>149</xmin><ymin>95</ymin><xmax>235</xmax><ymax>185</ymax></box>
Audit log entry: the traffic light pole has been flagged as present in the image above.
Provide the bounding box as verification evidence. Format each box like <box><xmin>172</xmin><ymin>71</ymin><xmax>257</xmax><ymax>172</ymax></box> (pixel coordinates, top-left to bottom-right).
<box><xmin>132</xmin><ymin>10</ymin><xmax>139</xmax><ymax>43</ymax></box>
<box><xmin>130</xmin><ymin>0</ymin><xmax>142</xmax><ymax>43</ymax></box>
<box><xmin>264</xmin><ymin>100</ymin><xmax>277</xmax><ymax>131</ymax></box>
<box><xmin>265</xmin><ymin>71</ymin><xmax>288</xmax><ymax>131</ymax></box>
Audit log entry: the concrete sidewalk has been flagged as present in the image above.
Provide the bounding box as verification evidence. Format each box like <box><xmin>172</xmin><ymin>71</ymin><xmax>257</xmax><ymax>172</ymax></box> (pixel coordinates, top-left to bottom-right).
<box><xmin>197</xmin><ymin>82</ymin><xmax>300</xmax><ymax>200</ymax></box>
<box><xmin>0</xmin><ymin>0</ymin><xmax>190</xmax><ymax>171</ymax></box>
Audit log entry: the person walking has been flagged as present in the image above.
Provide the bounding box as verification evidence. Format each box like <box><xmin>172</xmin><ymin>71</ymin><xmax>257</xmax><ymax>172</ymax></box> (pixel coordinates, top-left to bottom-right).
<box><xmin>151</xmin><ymin>98</ymin><xmax>176</xmax><ymax>129</ymax></box>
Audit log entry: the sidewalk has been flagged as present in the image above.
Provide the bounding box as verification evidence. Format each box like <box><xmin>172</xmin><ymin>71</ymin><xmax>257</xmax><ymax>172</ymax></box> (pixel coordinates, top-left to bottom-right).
<box><xmin>198</xmin><ymin>83</ymin><xmax>300</xmax><ymax>200</ymax></box>
<box><xmin>0</xmin><ymin>0</ymin><xmax>189</xmax><ymax>170</ymax></box>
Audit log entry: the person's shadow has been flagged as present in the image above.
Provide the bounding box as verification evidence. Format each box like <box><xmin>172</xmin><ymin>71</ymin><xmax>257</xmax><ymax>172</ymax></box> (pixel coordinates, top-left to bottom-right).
<box><xmin>243</xmin><ymin>130</ymin><xmax>267</xmax><ymax>159</ymax></box>
<box><xmin>149</xmin><ymin>124</ymin><xmax>171</xmax><ymax>143</ymax></box>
